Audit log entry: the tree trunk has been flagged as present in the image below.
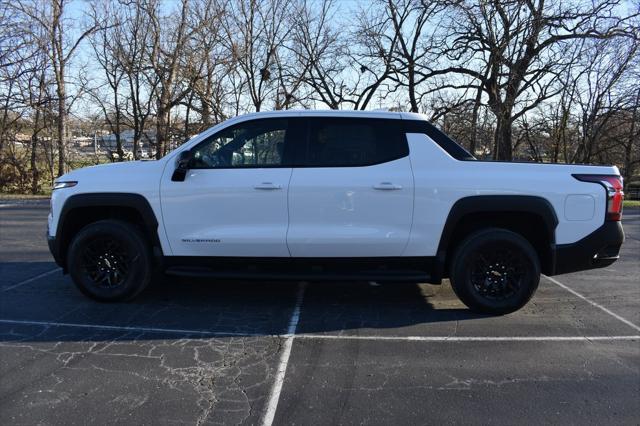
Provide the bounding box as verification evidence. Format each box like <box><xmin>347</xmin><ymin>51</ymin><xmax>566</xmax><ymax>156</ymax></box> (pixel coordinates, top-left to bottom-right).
<box><xmin>494</xmin><ymin>113</ymin><xmax>513</xmax><ymax>161</ymax></box>
<box><xmin>155</xmin><ymin>102</ymin><xmax>168</xmax><ymax>159</ymax></box>
<box><xmin>132</xmin><ymin>107</ymin><xmax>142</xmax><ymax>161</ymax></box>
<box><xmin>201</xmin><ymin>100</ymin><xmax>212</xmax><ymax>128</ymax></box>
<box><xmin>30</xmin><ymin>110</ymin><xmax>40</xmax><ymax>194</ymax></box>
<box><xmin>184</xmin><ymin>90</ymin><xmax>195</xmax><ymax>141</ymax></box>
<box><xmin>46</xmin><ymin>125</ymin><xmax>55</xmax><ymax>184</ymax></box>
<box><xmin>407</xmin><ymin>62</ymin><xmax>418</xmax><ymax>113</ymax></box>
<box><xmin>114</xmin><ymin>93</ymin><xmax>124</xmax><ymax>161</ymax></box>
<box><xmin>129</xmin><ymin>76</ymin><xmax>141</xmax><ymax>160</ymax></box>
<box><xmin>56</xmin><ymin>78</ymin><xmax>66</xmax><ymax>176</ymax></box>
<box><xmin>469</xmin><ymin>86</ymin><xmax>483</xmax><ymax>156</ymax></box>
<box><xmin>114</xmin><ymin>132</ymin><xmax>123</xmax><ymax>161</ymax></box>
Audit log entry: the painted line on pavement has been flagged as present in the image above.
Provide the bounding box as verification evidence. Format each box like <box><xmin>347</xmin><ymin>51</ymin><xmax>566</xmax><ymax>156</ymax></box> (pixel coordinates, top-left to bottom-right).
<box><xmin>0</xmin><ymin>319</ymin><xmax>257</xmax><ymax>337</ymax></box>
<box><xmin>296</xmin><ymin>334</ymin><xmax>640</xmax><ymax>342</ymax></box>
<box><xmin>1</xmin><ymin>318</ymin><xmax>636</xmax><ymax>342</ymax></box>
<box><xmin>2</xmin><ymin>268</ymin><xmax>61</xmax><ymax>292</ymax></box>
<box><xmin>261</xmin><ymin>281</ymin><xmax>307</xmax><ymax>426</ymax></box>
<box><xmin>544</xmin><ymin>275</ymin><xmax>640</xmax><ymax>332</ymax></box>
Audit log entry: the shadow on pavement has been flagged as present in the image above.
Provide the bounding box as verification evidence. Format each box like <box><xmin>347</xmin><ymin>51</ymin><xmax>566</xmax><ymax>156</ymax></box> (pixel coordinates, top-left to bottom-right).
<box><xmin>0</xmin><ymin>261</ymin><xmax>486</xmax><ymax>342</ymax></box>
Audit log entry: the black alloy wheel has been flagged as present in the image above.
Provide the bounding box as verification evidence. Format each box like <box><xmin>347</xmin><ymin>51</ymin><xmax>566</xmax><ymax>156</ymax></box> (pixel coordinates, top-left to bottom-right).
<box><xmin>67</xmin><ymin>220</ymin><xmax>152</xmax><ymax>302</ymax></box>
<box><xmin>468</xmin><ymin>242</ymin><xmax>528</xmax><ymax>301</ymax></box>
<box><xmin>82</xmin><ymin>236</ymin><xmax>133</xmax><ymax>288</ymax></box>
<box><xmin>449</xmin><ymin>228</ymin><xmax>540</xmax><ymax>315</ymax></box>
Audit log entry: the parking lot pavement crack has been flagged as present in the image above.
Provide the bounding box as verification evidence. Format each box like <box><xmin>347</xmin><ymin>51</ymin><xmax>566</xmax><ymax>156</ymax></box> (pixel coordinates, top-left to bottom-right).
<box><xmin>1</xmin><ymin>326</ymin><xmax>281</xmax><ymax>424</ymax></box>
<box><xmin>154</xmin><ymin>343</ymin><xmax>218</xmax><ymax>425</ymax></box>
<box><xmin>68</xmin><ymin>363</ymin><xmax>156</xmax><ymax>382</ymax></box>
<box><xmin>438</xmin><ymin>374</ymin><xmax>594</xmax><ymax>390</ymax></box>
<box><xmin>148</xmin><ymin>336</ymin><xmax>281</xmax><ymax>425</ymax></box>
<box><xmin>229</xmin><ymin>340</ymin><xmax>254</xmax><ymax>425</ymax></box>
<box><xmin>0</xmin><ymin>341</ymin><xmax>108</xmax><ymax>369</ymax></box>
<box><xmin>193</xmin><ymin>369</ymin><xmax>217</xmax><ymax>426</ymax></box>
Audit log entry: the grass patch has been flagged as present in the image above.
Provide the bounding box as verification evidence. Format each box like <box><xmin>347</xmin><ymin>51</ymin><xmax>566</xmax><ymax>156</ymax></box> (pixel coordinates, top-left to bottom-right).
<box><xmin>0</xmin><ymin>192</ymin><xmax>50</xmax><ymax>199</ymax></box>
<box><xmin>623</xmin><ymin>199</ymin><xmax>640</xmax><ymax>208</ymax></box>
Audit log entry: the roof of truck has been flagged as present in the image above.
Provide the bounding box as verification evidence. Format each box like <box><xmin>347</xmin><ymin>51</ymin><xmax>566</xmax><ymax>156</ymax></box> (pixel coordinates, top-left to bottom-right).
<box><xmin>229</xmin><ymin>109</ymin><xmax>427</xmax><ymax>121</ymax></box>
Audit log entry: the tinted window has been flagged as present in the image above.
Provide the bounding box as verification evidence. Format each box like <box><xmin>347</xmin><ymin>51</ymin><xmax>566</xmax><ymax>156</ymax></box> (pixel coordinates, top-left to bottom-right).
<box><xmin>191</xmin><ymin>119</ymin><xmax>288</xmax><ymax>168</ymax></box>
<box><xmin>303</xmin><ymin>118</ymin><xmax>407</xmax><ymax>167</ymax></box>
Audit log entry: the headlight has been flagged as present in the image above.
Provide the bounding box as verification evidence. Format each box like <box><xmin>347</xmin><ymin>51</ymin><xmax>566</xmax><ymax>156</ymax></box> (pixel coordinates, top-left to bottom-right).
<box><xmin>52</xmin><ymin>181</ymin><xmax>77</xmax><ymax>190</ymax></box>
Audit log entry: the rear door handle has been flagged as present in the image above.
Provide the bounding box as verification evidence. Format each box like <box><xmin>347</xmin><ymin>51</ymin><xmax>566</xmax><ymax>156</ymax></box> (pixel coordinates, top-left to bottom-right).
<box><xmin>254</xmin><ymin>182</ymin><xmax>282</xmax><ymax>190</ymax></box>
<box><xmin>373</xmin><ymin>182</ymin><xmax>402</xmax><ymax>190</ymax></box>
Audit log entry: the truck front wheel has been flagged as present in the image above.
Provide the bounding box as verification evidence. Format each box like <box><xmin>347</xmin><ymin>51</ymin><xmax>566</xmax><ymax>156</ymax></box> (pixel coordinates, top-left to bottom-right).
<box><xmin>449</xmin><ymin>228</ymin><xmax>540</xmax><ymax>315</ymax></box>
<box><xmin>67</xmin><ymin>220</ymin><xmax>152</xmax><ymax>302</ymax></box>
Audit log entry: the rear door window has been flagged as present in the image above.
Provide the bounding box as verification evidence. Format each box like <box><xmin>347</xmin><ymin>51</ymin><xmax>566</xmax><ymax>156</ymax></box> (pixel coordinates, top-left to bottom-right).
<box><xmin>301</xmin><ymin>118</ymin><xmax>408</xmax><ymax>167</ymax></box>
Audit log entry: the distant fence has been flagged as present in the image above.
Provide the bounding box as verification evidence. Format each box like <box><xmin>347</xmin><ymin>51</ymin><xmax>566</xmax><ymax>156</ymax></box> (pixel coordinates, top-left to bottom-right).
<box><xmin>627</xmin><ymin>188</ymin><xmax>640</xmax><ymax>200</ymax></box>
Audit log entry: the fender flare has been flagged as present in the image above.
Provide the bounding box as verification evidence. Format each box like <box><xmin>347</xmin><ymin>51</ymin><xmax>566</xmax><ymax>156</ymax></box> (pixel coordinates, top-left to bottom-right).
<box><xmin>52</xmin><ymin>193</ymin><xmax>161</xmax><ymax>268</ymax></box>
<box><xmin>433</xmin><ymin>195</ymin><xmax>559</xmax><ymax>281</ymax></box>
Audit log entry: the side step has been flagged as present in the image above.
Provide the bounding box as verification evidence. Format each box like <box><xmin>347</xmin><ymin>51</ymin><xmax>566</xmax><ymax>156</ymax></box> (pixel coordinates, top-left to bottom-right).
<box><xmin>164</xmin><ymin>266</ymin><xmax>430</xmax><ymax>283</ymax></box>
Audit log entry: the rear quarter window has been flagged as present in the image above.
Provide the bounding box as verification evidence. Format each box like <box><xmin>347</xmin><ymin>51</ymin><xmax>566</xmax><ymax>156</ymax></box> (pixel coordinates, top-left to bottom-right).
<box><xmin>302</xmin><ymin>118</ymin><xmax>408</xmax><ymax>167</ymax></box>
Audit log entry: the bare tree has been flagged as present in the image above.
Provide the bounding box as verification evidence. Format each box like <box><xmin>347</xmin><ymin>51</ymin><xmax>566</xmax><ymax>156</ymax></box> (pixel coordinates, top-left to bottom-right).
<box><xmin>622</xmin><ymin>86</ymin><xmax>640</xmax><ymax>185</ymax></box>
<box><xmin>14</xmin><ymin>0</ymin><xmax>98</xmax><ymax>175</ymax></box>
<box><xmin>88</xmin><ymin>1</ymin><xmax>127</xmax><ymax>161</ymax></box>
<box><xmin>346</xmin><ymin>3</ymin><xmax>400</xmax><ymax>110</ymax></box>
<box><xmin>293</xmin><ymin>0</ymin><xmax>400</xmax><ymax>110</ymax></box>
<box><xmin>0</xmin><ymin>1</ymin><xmax>49</xmax><ymax>192</ymax></box>
<box><xmin>115</xmin><ymin>0</ymin><xmax>156</xmax><ymax>160</ymax></box>
<box><xmin>571</xmin><ymin>38</ymin><xmax>639</xmax><ymax>163</ymax></box>
<box><xmin>434</xmin><ymin>0</ymin><xmax>638</xmax><ymax>160</ymax></box>
<box><xmin>290</xmin><ymin>0</ymin><xmax>348</xmax><ymax>109</ymax></box>
<box><xmin>181</xmin><ymin>0</ymin><xmax>229</xmax><ymax>133</ymax></box>
<box><xmin>25</xmin><ymin>54</ymin><xmax>52</xmax><ymax>192</ymax></box>
<box><xmin>2</xmin><ymin>0</ymin><xmax>640</xmax><ymax>195</ymax></box>
<box><xmin>372</xmin><ymin>0</ymin><xmax>445</xmax><ymax>112</ymax></box>
<box><xmin>221</xmin><ymin>0</ymin><xmax>296</xmax><ymax>112</ymax></box>
<box><xmin>145</xmin><ymin>0</ymin><xmax>198</xmax><ymax>158</ymax></box>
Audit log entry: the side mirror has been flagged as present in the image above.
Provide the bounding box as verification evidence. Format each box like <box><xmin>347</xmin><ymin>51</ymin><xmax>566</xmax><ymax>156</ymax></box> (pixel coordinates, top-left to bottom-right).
<box><xmin>171</xmin><ymin>150</ymin><xmax>193</xmax><ymax>182</ymax></box>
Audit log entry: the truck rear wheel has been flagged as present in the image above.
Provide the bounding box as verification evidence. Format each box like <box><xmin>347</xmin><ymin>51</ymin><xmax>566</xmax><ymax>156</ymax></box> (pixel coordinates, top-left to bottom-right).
<box><xmin>449</xmin><ymin>228</ymin><xmax>540</xmax><ymax>315</ymax></box>
<box><xmin>67</xmin><ymin>220</ymin><xmax>152</xmax><ymax>302</ymax></box>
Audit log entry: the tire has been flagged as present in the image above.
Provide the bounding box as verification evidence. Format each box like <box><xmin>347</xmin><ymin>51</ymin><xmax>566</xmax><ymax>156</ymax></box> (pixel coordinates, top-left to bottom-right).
<box><xmin>449</xmin><ymin>228</ymin><xmax>540</xmax><ymax>315</ymax></box>
<box><xmin>67</xmin><ymin>220</ymin><xmax>152</xmax><ymax>302</ymax></box>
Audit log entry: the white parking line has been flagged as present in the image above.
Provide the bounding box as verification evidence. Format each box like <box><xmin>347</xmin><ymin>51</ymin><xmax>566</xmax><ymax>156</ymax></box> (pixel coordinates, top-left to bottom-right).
<box><xmin>1</xmin><ymin>318</ymin><xmax>637</xmax><ymax>343</ymax></box>
<box><xmin>2</xmin><ymin>268</ymin><xmax>61</xmax><ymax>292</ymax></box>
<box><xmin>544</xmin><ymin>275</ymin><xmax>640</xmax><ymax>333</ymax></box>
<box><xmin>297</xmin><ymin>334</ymin><xmax>640</xmax><ymax>342</ymax></box>
<box><xmin>0</xmin><ymin>319</ymin><xmax>255</xmax><ymax>337</ymax></box>
<box><xmin>261</xmin><ymin>282</ymin><xmax>307</xmax><ymax>426</ymax></box>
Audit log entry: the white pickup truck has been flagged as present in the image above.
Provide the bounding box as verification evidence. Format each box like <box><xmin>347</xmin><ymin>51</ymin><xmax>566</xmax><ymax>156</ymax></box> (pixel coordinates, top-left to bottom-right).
<box><xmin>48</xmin><ymin>111</ymin><xmax>625</xmax><ymax>314</ymax></box>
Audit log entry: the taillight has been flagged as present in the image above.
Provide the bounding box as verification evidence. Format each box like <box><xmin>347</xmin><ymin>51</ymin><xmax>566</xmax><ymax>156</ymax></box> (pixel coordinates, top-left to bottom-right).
<box><xmin>573</xmin><ymin>174</ymin><xmax>624</xmax><ymax>221</ymax></box>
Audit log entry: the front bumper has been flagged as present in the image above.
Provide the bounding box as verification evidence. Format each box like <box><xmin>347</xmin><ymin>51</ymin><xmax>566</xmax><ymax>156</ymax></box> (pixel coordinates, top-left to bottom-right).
<box><xmin>552</xmin><ymin>221</ymin><xmax>624</xmax><ymax>275</ymax></box>
<box><xmin>47</xmin><ymin>228</ymin><xmax>65</xmax><ymax>270</ymax></box>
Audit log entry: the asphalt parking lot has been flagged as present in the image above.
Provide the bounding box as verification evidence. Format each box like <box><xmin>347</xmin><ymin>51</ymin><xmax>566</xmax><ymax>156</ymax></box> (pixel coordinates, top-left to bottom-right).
<box><xmin>1</xmin><ymin>199</ymin><xmax>638</xmax><ymax>425</ymax></box>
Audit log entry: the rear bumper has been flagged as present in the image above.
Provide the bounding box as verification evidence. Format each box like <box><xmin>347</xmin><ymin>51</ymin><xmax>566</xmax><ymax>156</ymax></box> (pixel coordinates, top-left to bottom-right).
<box><xmin>552</xmin><ymin>221</ymin><xmax>624</xmax><ymax>275</ymax></box>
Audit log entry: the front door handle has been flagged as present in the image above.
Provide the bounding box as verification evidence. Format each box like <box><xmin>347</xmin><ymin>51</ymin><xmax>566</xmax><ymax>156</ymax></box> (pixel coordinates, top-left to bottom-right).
<box><xmin>254</xmin><ymin>182</ymin><xmax>282</xmax><ymax>190</ymax></box>
<box><xmin>373</xmin><ymin>182</ymin><xmax>402</xmax><ymax>190</ymax></box>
